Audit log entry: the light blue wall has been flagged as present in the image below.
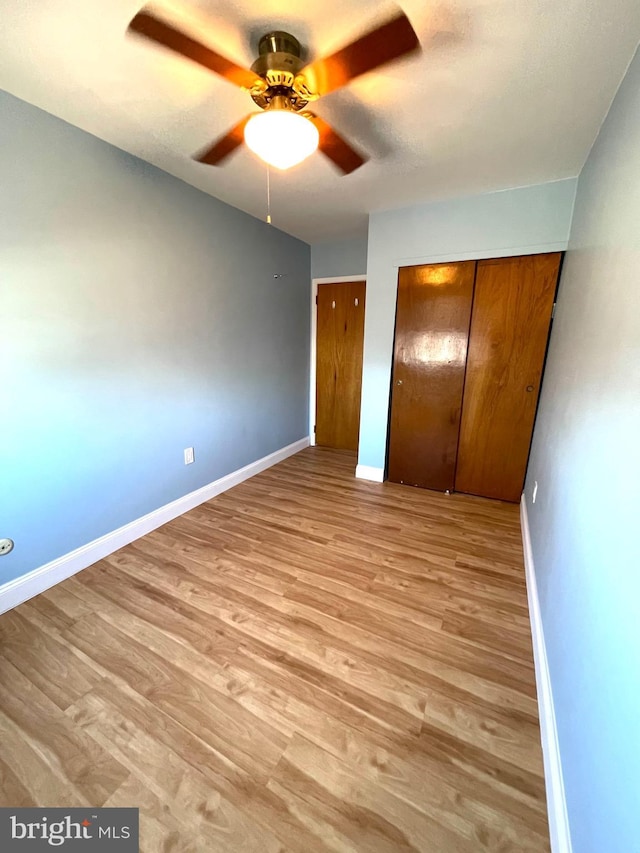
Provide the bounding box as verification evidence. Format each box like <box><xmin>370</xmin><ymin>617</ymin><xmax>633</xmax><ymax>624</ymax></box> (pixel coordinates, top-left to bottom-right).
<box><xmin>525</xmin><ymin>48</ymin><xmax>640</xmax><ymax>853</ymax></box>
<box><xmin>310</xmin><ymin>236</ymin><xmax>368</xmax><ymax>280</ymax></box>
<box><xmin>0</xmin><ymin>90</ymin><xmax>310</xmax><ymax>584</ymax></box>
<box><xmin>358</xmin><ymin>179</ymin><xmax>578</xmax><ymax>469</ymax></box>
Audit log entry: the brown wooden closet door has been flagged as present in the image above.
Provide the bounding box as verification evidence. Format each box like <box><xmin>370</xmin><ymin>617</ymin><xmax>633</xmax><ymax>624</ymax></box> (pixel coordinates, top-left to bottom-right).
<box><xmin>388</xmin><ymin>262</ymin><xmax>476</xmax><ymax>490</ymax></box>
<box><xmin>316</xmin><ymin>281</ymin><xmax>366</xmax><ymax>451</ymax></box>
<box><xmin>455</xmin><ymin>253</ymin><xmax>561</xmax><ymax>502</ymax></box>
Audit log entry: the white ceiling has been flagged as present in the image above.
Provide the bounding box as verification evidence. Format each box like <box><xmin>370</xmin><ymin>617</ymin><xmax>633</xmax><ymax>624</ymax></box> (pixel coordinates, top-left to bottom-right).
<box><xmin>0</xmin><ymin>1</ymin><xmax>639</xmax><ymax>243</ymax></box>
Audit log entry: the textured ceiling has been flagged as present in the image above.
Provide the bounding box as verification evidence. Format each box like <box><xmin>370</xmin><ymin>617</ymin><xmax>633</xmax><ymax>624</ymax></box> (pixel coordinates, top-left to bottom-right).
<box><xmin>0</xmin><ymin>0</ymin><xmax>639</xmax><ymax>243</ymax></box>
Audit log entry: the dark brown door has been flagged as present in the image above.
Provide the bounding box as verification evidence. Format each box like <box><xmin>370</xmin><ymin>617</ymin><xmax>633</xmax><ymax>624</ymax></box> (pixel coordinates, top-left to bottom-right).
<box><xmin>388</xmin><ymin>262</ymin><xmax>476</xmax><ymax>490</ymax></box>
<box><xmin>455</xmin><ymin>253</ymin><xmax>561</xmax><ymax>502</ymax></box>
<box><xmin>316</xmin><ymin>281</ymin><xmax>366</xmax><ymax>451</ymax></box>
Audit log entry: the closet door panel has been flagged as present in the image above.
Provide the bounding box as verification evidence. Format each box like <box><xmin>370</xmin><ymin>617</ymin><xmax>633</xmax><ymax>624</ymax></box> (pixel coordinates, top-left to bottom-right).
<box><xmin>455</xmin><ymin>253</ymin><xmax>561</xmax><ymax>502</ymax></box>
<box><xmin>388</xmin><ymin>262</ymin><xmax>476</xmax><ymax>490</ymax></box>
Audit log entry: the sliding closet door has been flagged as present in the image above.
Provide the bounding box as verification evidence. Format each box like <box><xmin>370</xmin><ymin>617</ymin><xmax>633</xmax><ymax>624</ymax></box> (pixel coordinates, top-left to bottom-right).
<box><xmin>455</xmin><ymin>253</ymin><xmax>561</xmax><ymax>502</ymax></box>
<box><xmin>388</xmin><ymin>262</ymin><xmax>476</xmax><ymax>490</ymax></box>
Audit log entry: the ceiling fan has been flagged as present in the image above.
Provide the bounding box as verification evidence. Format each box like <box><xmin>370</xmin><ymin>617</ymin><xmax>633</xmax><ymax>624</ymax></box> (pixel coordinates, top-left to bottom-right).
<box><xmin>128</xmin><ymin>6</ymin><xmax>420</xmax><ymax>174</ymax></box>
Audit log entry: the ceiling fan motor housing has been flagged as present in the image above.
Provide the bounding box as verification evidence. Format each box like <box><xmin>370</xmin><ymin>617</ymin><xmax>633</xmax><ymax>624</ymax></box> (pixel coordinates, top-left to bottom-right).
<box><xmin>250</xmin><ymin>31</ymin><xmax>313</xmax><ymax>109</ymax></box>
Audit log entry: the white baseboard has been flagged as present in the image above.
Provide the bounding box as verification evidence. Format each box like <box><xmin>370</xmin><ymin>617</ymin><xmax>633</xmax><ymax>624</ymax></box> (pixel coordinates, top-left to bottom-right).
<box><xmin>0</xmin><ymin>437</ymin><xmax>309</xmax><ymax>615</ymax></box>
<box><xmin>355</xmin><ymin>464</ymin><xmax>384</xmax><ymax>483</ymax></box>
<box><xmin>521</xmin><ymin>496</ymin><xmax>573</xmax><ymax>853</ymax></box>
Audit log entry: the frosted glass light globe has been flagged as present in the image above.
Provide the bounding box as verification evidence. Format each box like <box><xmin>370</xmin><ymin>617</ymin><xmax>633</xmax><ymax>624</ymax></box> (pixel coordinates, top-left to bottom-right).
<box><xmin>244</xmin><ymin>110</ymin><xmax>319</xmax><ymax>170</ymax></box>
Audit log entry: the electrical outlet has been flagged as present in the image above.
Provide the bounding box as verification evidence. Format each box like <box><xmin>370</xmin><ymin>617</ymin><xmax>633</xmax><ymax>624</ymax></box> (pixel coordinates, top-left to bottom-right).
<box><xmin>0</xmin><ymin>538</ymin><xmax>14</xmax><ymax>556</ymax></box>
<box><xmin>532</xmin><ymin>481</ymin><xmax>538</xmax><ymax>504</ymax></box>
<box><xmin>184</xmin><ymin>447</ymin><xmax>195</xmax><ymax>465</ymax></box>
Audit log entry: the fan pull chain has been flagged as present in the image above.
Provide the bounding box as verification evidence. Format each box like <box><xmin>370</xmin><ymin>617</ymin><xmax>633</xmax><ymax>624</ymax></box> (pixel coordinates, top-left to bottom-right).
<box><xmin>266</xmin><ymin>165</ymin><xmax>272</xmax><ymax>225</ymax></box>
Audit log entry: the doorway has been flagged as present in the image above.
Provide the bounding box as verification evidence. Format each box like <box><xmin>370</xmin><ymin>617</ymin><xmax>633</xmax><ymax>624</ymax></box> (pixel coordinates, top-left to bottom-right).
<box><xmin>314</xmin><ymin>279</ymin><xmax>366</xmax><ymax>451</ymax></box>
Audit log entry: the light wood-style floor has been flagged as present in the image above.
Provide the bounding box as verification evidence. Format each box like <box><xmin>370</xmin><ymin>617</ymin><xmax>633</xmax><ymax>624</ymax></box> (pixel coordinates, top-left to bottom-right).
<box><xmin>0</xmin><ymin>447</ymin><xmax>549</xmax><ymax>852</ymax></box>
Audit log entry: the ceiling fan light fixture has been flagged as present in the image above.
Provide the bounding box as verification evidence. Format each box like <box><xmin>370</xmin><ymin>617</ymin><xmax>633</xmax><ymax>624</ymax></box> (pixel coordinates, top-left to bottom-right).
<box><xmin>244</xmin><ymin>108</ymin><xmax>319</xmax><ymax>171</ymax></box>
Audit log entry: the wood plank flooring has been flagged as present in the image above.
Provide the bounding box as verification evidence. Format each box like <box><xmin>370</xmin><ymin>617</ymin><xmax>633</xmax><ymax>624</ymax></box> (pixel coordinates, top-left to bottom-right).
<box><xmin>0</xmin><ymin>447</ymin><xmax>549</xmax><ymax>851</ymax></box>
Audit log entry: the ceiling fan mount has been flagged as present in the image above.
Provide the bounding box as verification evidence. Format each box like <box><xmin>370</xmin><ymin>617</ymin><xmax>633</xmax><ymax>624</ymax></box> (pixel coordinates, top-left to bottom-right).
<box><xmin>128</xmin><ymin>6</ymin><xmax>421</xmax><ymax>174</ymax></box>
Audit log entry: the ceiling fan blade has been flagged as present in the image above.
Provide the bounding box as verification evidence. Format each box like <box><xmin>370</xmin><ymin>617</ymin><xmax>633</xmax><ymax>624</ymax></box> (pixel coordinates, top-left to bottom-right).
<box><xmin>128</xmin><ymin>10</ymin><xmax>259</xmax><ymax>89</ymax></box>
<box><xmin>193</xmin><ymin>116</ymin><xmax>253</xmax><ymax>165</ymax></box>
<box><xmin>308</xmin><ymin>114</ymin><xmax>368</xmax><ymax>174</ymax></box>
<box><xmin>301</xmin><ymin>10</ymin><xmax>420</xmax><ymax>96</ymax></box>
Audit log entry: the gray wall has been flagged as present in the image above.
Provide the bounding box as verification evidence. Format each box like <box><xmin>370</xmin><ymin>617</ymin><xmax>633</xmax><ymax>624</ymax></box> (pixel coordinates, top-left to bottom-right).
<box><xmin>0</xmin><ymin>90</ymin><xmax>310</xmax><ymax>584</ymax></box>
<box><xmin>310</xmin><ymin>236</ymin><xmax>368</xmax><ymax>279</ymax></box>
<box><xmin>359</xmin><ymin>179</ymin><xmax>578</xmax><ymax>470</ymax></box>
<box><xmin>525</xmin><ymin>49</ymin><xmax>640</xmax><ymax>853</ymax></box>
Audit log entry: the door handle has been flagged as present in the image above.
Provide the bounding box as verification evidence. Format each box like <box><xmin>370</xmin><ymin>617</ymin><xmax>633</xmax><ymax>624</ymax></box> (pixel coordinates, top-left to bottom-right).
<box><xmin>396</xmin><ymin>380</ymin><xmax>403</xmax><ymax>386</ymax></box>
<box><xmin>526</xmin><ymin>385</ymin><xmax>535</xmax><ymax>392</ymax></box>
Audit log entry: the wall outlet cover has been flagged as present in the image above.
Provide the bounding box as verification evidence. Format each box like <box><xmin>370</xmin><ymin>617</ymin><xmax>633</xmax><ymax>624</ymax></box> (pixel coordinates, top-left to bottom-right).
<box><xmin>184</xmin><ymin>447</ymin><xmax>195</xmax><ymax>465</ymax></box>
